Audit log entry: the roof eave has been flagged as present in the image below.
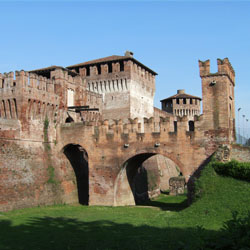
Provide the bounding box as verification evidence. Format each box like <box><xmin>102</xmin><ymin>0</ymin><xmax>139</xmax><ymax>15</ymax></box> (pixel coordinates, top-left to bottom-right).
<box><xmin>66</xmin><ymin>57</ymin><xmax>157</xmax><ymax>76</ymax></box>
<box><xmin>160</xmin><ymin>96</ymin><xmax>202</xmax><ymax>102</ymax></box>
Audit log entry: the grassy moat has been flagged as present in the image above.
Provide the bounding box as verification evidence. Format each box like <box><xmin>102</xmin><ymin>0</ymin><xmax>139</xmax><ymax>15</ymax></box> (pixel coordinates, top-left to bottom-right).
<box><xmin>0</xmin><ymin>165</ymin><xmax>250</xmax><ymax>250</ymax></box>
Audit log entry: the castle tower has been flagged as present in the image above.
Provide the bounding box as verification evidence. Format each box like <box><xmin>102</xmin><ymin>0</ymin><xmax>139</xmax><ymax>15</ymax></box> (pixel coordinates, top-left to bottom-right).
<box><xmin>160</xmin><ymin>89</ymin><xmax>201</xmax><ymax>120</ymax></box>
<box><xmin>199</xmin><ymin>58</ymin><xmax>235</xmax><ymax>142</ymax></box>
<box><xmin>66</xmin><ymin>51</ymin><xmax>157</xmax><ymax>123</ymax></box>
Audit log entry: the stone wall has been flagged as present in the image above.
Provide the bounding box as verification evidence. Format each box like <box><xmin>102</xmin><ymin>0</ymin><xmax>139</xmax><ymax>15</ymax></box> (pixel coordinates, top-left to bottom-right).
<box><xmin>141</xmin><ymin>155</ymin><xmax>180</xmax><ymax>195</ymax></box>
<box><xmin>231</xmin><ymin>144</ymin><xmax>250</xmax><ymax>162</ymax></box>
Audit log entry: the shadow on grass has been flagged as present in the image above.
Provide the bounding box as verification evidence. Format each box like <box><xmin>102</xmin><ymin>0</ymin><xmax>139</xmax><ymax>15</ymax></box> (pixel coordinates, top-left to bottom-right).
<box><xmin>137</xmin><ymin>199</ymin><xmax>188</xmax><ymax>211</ymax></box>
<box><xmin>0</xmin><ymin>216</ymin><xmax>218</xmax><ymax>250</ymax></box>
<box><xmin>137</xmin><ymin>194</ymin><xmax>188</xmax><ymax>211</ymax></box>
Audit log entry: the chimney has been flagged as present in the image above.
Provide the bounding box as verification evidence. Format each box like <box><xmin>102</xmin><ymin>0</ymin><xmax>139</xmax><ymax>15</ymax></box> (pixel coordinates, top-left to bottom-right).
<box><xmin>125</xmin><ymin>51</ymin><xmax>134</xmax><ymax>57</ymax></box>
<box><xmin>177</xmin><ymin>89</ymin><xmax>185</xmax><ymax>94</ymax></box>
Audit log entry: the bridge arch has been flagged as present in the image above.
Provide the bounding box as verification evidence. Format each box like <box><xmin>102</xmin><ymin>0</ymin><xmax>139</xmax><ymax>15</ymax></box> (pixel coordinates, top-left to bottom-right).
<box><xmin>114</xmin><ymin>151</ymin><xmax>184</xmax><ymax>206</ymax></box>
<box><xmin>62</xmin><ymin>143</ymin><xmax>89</xmax><ymax>205</ymax></box>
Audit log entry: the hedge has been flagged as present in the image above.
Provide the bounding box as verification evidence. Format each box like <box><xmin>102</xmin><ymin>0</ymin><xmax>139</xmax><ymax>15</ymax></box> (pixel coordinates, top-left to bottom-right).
<box><xmin>212</xmin><ymin>160</ymin><xmax>250</xmax><ymax>182</ymax></box>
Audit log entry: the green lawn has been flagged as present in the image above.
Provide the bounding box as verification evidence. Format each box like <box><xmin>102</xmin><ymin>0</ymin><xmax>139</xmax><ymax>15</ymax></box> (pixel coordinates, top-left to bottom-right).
<box><xmin>0</xmin><ymin>165</ymin><xmax>250</xmax><ymax>250</ymax></box>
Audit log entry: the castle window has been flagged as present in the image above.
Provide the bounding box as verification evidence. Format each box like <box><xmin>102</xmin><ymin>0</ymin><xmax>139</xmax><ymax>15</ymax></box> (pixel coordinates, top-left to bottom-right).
<box><xmin>120</xmin><ymin>61</ymin><xmax>124</xmax><ymax>72</ymax></box>
<box><xmin>183</xmin><ymin>98</ymin><xmax>186</xmax><ymax>104</ymax></box>
<box><xmin>97</xmin><ymin>64</ymin><xmax>101</xmax><ymax>75</ymax></box>
<box><xmin>195</xmin><ymin>99</ymin><xmax>197</xmax><ymax>105</ymax></box>
<box><xmin>174</xmin><ymin>121</ymin><xmax>177</xmax><ymax>132</ymax></box>
<box><xmin>189</xmin><ymin>121</ymin><xmax>195</xmax><ymax>132</ymax></box>
<box><xmin>8</xmin><ymin>99</ymin><xmax>12</xmax><ymax>118</ymax></box>
<box><xmin>86</xmin><ymin>66</ymin><xmax>90</xmax><ymax>76</ymax></box>
<box><xmin>14</xmin><ymin>99</ymin><xmax>18</xmax><ymax>118</ymax></box>
<box><xmin>108</xmin><ymin>62</ymin><xmax>112</xmax><ymax>73</ymax></box>
<box><xmin>190</xmin><ymin>98</ymin><xmax>193</xmax><ymax>104</ymax></box>
<box><xmin>176</xmin><ymin>99</ymin><xmax>179</xmax><ymax>104</ymax></box>
<box><xmin>2</xmin><ymin>100</ymin><xmax>6</xmax><ymax>118</ymax></box>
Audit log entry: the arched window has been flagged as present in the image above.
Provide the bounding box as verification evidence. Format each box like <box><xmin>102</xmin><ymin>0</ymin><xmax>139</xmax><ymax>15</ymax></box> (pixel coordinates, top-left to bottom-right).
<box><xmin>189</xmin><ymin>121</ymin><xmax>195</xmax><ymax>132</ymax></box>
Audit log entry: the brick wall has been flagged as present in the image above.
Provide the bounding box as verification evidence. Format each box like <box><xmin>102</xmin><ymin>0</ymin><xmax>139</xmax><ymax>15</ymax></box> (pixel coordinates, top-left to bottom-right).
<box><xmin>231</xmin><ymin>144</ymin><xmax>250</xmax><ymax>162</ymax></box>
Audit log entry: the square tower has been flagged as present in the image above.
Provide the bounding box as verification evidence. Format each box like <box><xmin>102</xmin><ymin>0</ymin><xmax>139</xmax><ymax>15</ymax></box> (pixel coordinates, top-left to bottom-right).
<box><xmin>199</xmin><ymin>58</ymin><xmax>235</xmax><ymax>142</ymax></box>
<box><xmin>67</xmin><ymin>51</ymin><xmax>157</xmax><ymax>122</ymax></box>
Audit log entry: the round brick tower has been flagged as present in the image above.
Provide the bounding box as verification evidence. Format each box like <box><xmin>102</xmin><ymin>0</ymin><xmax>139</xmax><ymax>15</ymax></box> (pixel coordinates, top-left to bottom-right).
<box><xmin>160</xmin><ymin>89</ymin><xmax>201</xmax><ymax>121</ymax></box>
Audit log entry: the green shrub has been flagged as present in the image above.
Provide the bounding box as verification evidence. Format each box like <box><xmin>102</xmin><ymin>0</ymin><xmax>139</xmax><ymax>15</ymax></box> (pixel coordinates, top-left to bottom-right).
<box><xmin>190</xmin><ymin>159</ymin><xmax>218</xmax><ymax>201</ymax></box>
<box><xmin>212</xmin><ymin>160</ymin><xmax>250</xmax><ymax>181</ymax></box>
<box><xmin>201</xmin><ymin>211</ymin><xmax>250</xmax><ymax>249</ymax></box>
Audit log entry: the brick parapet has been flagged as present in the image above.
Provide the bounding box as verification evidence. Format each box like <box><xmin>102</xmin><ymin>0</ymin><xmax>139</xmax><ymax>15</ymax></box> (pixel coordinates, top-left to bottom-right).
<box><xmin>199</xmin><ymin>58</ymin><xmax>235</xmax><ymax>85</ymax></box>
<box><xmin>59</xmin><ymin>116</ymin><xmax>204</xmax><ymax>142</ymax></box>
<box><xmin>0</xmin><ymin>69</ymin><xmax>91</xmax><ymax>123</ymax></box>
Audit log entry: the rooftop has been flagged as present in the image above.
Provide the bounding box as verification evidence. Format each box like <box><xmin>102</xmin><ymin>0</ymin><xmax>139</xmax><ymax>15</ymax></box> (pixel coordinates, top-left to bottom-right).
<box><xmin>161</xmin><ymin>89</ymin><xmax>201</xmax><ymax>102</ymax></box>
<box><xmin>66</xmin><ymin>51</ymin><xmax>157</xmax><ymax>75</ymax></box>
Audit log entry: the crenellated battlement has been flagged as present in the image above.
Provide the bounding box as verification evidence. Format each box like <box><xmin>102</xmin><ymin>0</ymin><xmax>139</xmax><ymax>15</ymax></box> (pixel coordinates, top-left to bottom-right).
<box><xmin>199</xmin><ymin>58</ymin><xmax>235</xmax><ymax>84</ymax></box>
<box><xmin>77</xmin><ymin>59</ymin><xmax>155</xmax><ymax>93</ymax></box>
<box><xmin>61</xmin><ymin>115</ymin><xmax>198</xmax><ymax>138</ymax></box>
<box><xmin>0</xmin><ymin>68</ymin><xmax>82</xmax><ymax>96</ymax></box>
<box><xmin>217</xmin><ymin>58</ymin><xmax>235</xmax><ymax>85</ymax></box>
<box><xmin>77</xmin><ymin>59</ymin><xmax>156</xmax><ymax>82</ymax></box>
<box><xmin>198</xmin><ymin>60</ymin><xmax>210</xmax><ymax>77</ymax></box>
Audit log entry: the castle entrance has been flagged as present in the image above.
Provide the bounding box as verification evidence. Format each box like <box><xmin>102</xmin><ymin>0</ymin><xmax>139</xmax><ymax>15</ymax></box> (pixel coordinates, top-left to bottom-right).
<box><xmin>63</xmin><ymin>144</ymin><xmax>89</xmax><ymax>205</ymax></box>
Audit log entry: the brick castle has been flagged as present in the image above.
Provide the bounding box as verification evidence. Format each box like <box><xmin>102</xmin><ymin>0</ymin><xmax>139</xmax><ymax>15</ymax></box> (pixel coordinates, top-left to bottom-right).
<box><xmin>0</xmin><ymin>52</ymin><xmax>243</xmax><ymax>211</ymax></box>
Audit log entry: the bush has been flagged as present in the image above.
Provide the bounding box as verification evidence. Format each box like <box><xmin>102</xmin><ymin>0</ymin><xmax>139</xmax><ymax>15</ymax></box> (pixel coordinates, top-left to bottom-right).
<box><xmin>212</xmin><ymin>160</ymin><xmax>250</xmax><ymax>181</ymax></box>
<box><xmin>202</xmin><ymin>211</ymin><xmax>250</xmax><ymax>249</ymax></box>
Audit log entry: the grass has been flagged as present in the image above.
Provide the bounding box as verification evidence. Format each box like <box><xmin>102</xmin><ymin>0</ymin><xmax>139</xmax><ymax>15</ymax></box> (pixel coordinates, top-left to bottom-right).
<box><xmin>0</xmin><ymin>165</ymin><xmax>250</xmax><ymax>250</ymax></box>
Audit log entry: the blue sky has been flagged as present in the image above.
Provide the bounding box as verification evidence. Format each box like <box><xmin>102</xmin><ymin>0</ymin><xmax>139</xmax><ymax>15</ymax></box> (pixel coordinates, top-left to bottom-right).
<box><xmin>0</xmin><ymin>1</ymin><xmax>249</xmax><ymax>136</ymax></box>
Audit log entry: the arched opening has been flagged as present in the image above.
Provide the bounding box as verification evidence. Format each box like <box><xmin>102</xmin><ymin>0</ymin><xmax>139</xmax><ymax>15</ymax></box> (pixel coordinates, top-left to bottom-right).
<box><xmin>115</xmin><ymin>153</ymin><xmax>183</xmax><ymax>206</ymax></box>
<box><xmin>63</xmin><ymin>144</ymin><xmax>89</xmax><ymax>205</ymax></box>
<box><xmin>189</xmin><ymin>120</ymin><xmax>195</xmax><ymax>132</ymax></box>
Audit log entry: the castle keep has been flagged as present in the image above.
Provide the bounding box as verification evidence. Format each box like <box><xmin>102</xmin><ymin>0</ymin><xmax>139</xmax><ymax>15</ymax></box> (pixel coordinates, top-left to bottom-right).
<box><xmin>0</xmin><ymin>53</ymin><xmax>237</xmax><ymax>211</ymax></box>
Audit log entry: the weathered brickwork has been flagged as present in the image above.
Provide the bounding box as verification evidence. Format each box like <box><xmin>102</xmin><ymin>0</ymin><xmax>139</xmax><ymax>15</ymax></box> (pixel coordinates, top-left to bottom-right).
<box><xmin>161</xmin><ymin>89</ymin><xmax>201</xmax><ymax>122</ymax></box>
<box><xmin>231</xmin><ymin>144</ymin><xmax>250</xmax><ymax>162</ymax></box>
<box><xmin>66</xmin><ymin>52</ymin><xmax>156</xmax><ymax>123</ymax></box>
<box><xmin>169</xmin><ymin>177</ymin><xmax>186</xmax><ymax>196</ymax></box>
<box><xmin>0</xmin><ymin>55</ymin><xmax>240</xmax><ymax>211</ymax></box>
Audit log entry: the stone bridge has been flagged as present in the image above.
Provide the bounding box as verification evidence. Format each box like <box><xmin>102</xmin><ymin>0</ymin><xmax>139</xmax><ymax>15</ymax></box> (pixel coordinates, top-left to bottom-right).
<box><xmin>55</xmin><ymin>116</ymin><xmax>215</xmax><ymax>206</ymax></box>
